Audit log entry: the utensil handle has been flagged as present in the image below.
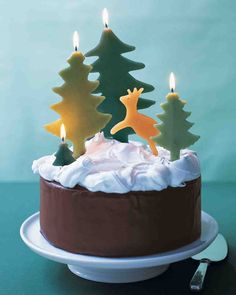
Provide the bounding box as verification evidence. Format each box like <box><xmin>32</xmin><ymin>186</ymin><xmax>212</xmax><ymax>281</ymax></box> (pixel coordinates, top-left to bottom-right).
<box><xmin>190</xmin><ymin>260</ymin><xmax>209</xmax><ymax>291</ymax></box>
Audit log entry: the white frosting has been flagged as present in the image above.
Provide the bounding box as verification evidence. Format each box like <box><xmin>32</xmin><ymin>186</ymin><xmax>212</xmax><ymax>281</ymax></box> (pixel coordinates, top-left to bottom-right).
<box><xmin>32</xmin><ymin>133</ymin><xmax>200</xmax><ymax>194</ymax></box>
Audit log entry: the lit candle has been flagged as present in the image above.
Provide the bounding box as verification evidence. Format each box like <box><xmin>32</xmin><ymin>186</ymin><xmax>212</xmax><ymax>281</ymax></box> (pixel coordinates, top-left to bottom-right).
<box><xmin>103</xmin><ymin>8</ymin><xmax>109</xmax><ymax>28</ymax></box>
<box><xmin>73</xmin><ymin>31</ymin><xmax>79</xmax><ymax>51</ymax></box>
<box><xmin>169</xmin><ymin>72</ymin><xmax>176</xmax><ymax>93</ymax></box>
<box><xmin>86</xmin><ymin>9</ymin><xmax>155</xmax><ymax>143</ymax></box>
<box><xmin>53</xmin><ymin>124</ymin><xmax>75</xmax><ymax>166</ymax></box>
<box><xmin>152</xmin><ymin>73</ymin><xmax>200</xmax><ymax>161</ymax></box>
<box><xmin>111</xmin><ymin>88</ymin><xmax>159</xmax><ymax>156</ymax></box>
<box><xmin>45</xmin><ymin>32</ymin><xmax>111</xmax><ymax>158</ymax></box>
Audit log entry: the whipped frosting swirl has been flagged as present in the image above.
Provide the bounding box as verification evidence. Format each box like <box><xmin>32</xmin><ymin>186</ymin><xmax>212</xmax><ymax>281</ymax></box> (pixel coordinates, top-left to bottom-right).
<box><xmin>32</xmin><ymin>133</ymin><xmax>200</xmax><ymax>194</ymax></box>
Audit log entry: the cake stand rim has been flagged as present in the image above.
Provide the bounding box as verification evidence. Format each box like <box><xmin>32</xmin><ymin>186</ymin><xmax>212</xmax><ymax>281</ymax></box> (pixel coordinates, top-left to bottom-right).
<box><xmin>20</xmin><ymin>211</ymin><xmax>218</xmax><ymax>269</ymax></box>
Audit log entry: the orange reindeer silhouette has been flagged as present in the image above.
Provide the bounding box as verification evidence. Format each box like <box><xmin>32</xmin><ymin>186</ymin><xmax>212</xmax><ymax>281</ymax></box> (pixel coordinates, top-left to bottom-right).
<box><xmin>111</xmin><ymin>88</ymin><xmax>159</xmax><ymax>156</ymax></box>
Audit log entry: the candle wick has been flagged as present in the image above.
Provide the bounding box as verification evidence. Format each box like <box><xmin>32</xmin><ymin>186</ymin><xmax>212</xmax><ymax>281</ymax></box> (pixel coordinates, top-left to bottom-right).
<box><xmin>171</xmin><ymin>88</ymin><xmax>174</xmax><ymax>93</ymax></box>
<box><xmin>62</xmin><ymin>137</ymin><xmax>65</xmax><ymax>143</ymax></box>
<box><xmin>75</xmin><ymin>46</ymin><xmax>78</xmax><ymax>52</ymax></box>
<box><xmin>105</xmin><ymin>23</ymin><xmax>108</xmax><ymax>29</ymax></box>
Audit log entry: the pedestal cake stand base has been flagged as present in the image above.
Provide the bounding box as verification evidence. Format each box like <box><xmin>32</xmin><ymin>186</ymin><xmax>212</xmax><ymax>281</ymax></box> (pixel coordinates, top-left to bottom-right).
<box><xmin>68</xmin><ymin>263</ymin><xmax>169</xmax><ymax>283</ymax></box>
<box><xmin>20</xmin><ymin>211</ymin><xmax>218</xmax><ymax>283</ymax></box>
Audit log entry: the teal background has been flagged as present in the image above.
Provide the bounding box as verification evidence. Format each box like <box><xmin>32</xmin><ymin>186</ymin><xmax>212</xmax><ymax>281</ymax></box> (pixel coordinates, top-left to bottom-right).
<box><xmin>0</xmin><ymin>0</ymin><xmax>235</xmax><ymax>182</ymax></box>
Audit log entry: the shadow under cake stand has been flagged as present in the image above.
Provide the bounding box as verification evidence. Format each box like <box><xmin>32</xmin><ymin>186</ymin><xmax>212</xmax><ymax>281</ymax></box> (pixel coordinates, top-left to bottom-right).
<box><xmin>20</xmin><ymin>211</ymin><xmax>218</xmax><ymax>283</ymax></box>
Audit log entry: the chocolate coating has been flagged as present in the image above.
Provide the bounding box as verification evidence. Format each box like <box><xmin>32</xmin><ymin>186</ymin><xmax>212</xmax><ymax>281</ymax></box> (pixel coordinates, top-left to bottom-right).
<box><xmin>40</xmin><ymin>177</ymin><xmax>201</xmax><ymax>257</ymax></box>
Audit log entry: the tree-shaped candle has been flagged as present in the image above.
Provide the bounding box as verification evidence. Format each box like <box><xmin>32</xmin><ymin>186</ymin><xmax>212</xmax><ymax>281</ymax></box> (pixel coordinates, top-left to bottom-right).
<box><xmin>111</xmin><ymin>88</ymin><xmax>159</xmax><ymax>155</ymax></box>
<box><xmin>53</xmin><ymin>124</ymin><xmax>75</xmax><ymax>166</ymax></box>
<box><xmin>45</xmin><ymin>32</ymin><xmax>111</xmax><ymax>158</ymax></box>
<box><xmin>86</xmin><ymin>8</ymin><xmax>155</xmax><ymax>143</ymax></box>
<box><xmin>152</xmin><ymin>73</ymin><xmax>200</xmax><ymax>161</ymax></box>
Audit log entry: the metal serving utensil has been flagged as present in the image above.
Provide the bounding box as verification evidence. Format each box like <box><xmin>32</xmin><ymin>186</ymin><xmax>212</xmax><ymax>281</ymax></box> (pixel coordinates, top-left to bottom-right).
<box><xmin>190</xmin><ymin>233</ymin><xmax>228</xmax><ymax>291</ymax></box>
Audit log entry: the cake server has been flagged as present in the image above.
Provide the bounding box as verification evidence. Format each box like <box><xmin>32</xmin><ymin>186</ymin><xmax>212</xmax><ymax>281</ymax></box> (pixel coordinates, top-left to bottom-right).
<box><xmin>190</xmin><ymin>233</ymin><xmax>228</xmax><ymax>291</ymax></box>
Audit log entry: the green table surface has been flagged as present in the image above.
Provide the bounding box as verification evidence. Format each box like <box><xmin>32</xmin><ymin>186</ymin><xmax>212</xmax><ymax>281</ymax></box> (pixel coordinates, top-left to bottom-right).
<box><xmin>0</xmin><ymin>182</ymin><xmax>235</xmax><ymax>295</ymax></box>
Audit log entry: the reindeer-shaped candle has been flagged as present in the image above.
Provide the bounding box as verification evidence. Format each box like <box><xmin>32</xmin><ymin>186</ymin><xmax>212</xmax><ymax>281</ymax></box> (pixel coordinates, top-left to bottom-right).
<box><xmin>111</xmin><ymin>88</ymin><xmax>159</xmax><ymax>155</ymax></box>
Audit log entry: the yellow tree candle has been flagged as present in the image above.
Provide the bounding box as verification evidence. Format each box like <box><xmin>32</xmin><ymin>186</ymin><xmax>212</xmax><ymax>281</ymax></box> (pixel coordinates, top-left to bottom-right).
<box><xmin>111</xmin><ymin>88</ymin><xmax>159</xmax><ymax>155</ymax></box>
<box><xmin>152</xmin><ymin>73</ymin><xmax>200</xmax><ymax>161</ymax></box>
<box><xmin>45</xmin><ymin>32</ymin><xmax>111</xmax><ymax>158</ymax></box>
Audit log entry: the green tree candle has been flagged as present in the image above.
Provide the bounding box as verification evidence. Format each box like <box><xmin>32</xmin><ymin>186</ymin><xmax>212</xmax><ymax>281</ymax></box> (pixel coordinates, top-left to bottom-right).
<box><xmin>45</xmin><ymin>32</ymin><xmax>111</xmax><ymax>159</ymax></box>
<box><xmin>85</xmin><ymin>9</ymin><xmax>155</xmax><ymax>143</ymax></box>
<box><xmin>53</xmin><ymin>124</ymin><xmax>75</xmax><ymax>166</ymax></box>
<box><xmin>152</xmin><ymin>73</ymin><xmax>200</xmax><ymax>161</ymax></box>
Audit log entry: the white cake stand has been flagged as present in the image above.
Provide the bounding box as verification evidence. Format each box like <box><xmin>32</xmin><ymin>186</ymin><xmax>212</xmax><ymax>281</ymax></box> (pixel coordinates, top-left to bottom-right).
<box><xmin>20</xmin><ymin>211</ymin><xmax>218</xmax><ymax>283</ymax></box>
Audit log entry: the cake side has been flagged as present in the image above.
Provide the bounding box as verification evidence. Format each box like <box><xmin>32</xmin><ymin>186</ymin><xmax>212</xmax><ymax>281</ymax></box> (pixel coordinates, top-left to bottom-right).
<box><xmin>40</xmin><ymin>176</ymin><xmax>201</xmax><ymax>257</ymax></box>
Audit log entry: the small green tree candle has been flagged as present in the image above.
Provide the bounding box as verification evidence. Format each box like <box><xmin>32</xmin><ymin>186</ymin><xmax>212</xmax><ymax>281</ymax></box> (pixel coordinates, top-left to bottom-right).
<box><xmin>53</xmin><ymin>124</ymin><xmax>75</xmax><ymax>166</ymax></box>
<box><xmin>53</xmin><ymin>144</ymin><xmax>75</xmax><ymax>166</ymax></box>
<box><xmin>86</xmin><ymin>9</ymin><xmax>155</xmax><ymax>143</ymax></box>
<box><xmin>153</xmin><ymin>73</ymin><xmax>200</xmax><ymax>161</ymax></box>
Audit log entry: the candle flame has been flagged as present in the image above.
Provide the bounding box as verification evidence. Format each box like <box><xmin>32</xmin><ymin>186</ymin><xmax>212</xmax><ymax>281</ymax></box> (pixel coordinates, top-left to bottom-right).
<box><xmin>73</xmin><ymin>31</ymin><xmax>79</xmax><ymax>51</ymax></box>
<box><xmin>169</xmin><ymin>72</ymin><xmax>176</xmax><ymax>92</ymax></box>
<box><xmin>60</xmin><ymin>124</ymin><xmax>66</xmax><ymax>142</ymax></box>
<box><xmin>103</xmin><ymin>8</ymin><xmax>109</xmax><ymax>28</ymax></box>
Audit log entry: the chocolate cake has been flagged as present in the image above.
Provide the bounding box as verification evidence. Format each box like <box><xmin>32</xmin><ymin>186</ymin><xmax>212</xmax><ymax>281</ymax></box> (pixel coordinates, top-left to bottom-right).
<box><xmin>33</xmin><ymin>133</ymin><xmax>201</xmax><ymax>257</ymax></box>
<box><xmin>40</xmin><ymin>176</ymin><xmax>201</xmax><ymax>257</ymax></box>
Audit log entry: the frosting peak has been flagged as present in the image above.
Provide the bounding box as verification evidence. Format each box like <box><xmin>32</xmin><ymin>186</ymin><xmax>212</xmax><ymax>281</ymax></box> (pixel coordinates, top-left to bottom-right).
<box><xmin>32</xmin><ymin>133</ymin><xmax>200</xmax><ymax>193</ymax></box>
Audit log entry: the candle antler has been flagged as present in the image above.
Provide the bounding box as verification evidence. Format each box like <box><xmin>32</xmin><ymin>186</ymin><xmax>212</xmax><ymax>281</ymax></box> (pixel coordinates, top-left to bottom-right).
<box><xmin>111</xmin><ymin>88</ymin><xmax>159</xmax><ymax>156</ymax></box>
